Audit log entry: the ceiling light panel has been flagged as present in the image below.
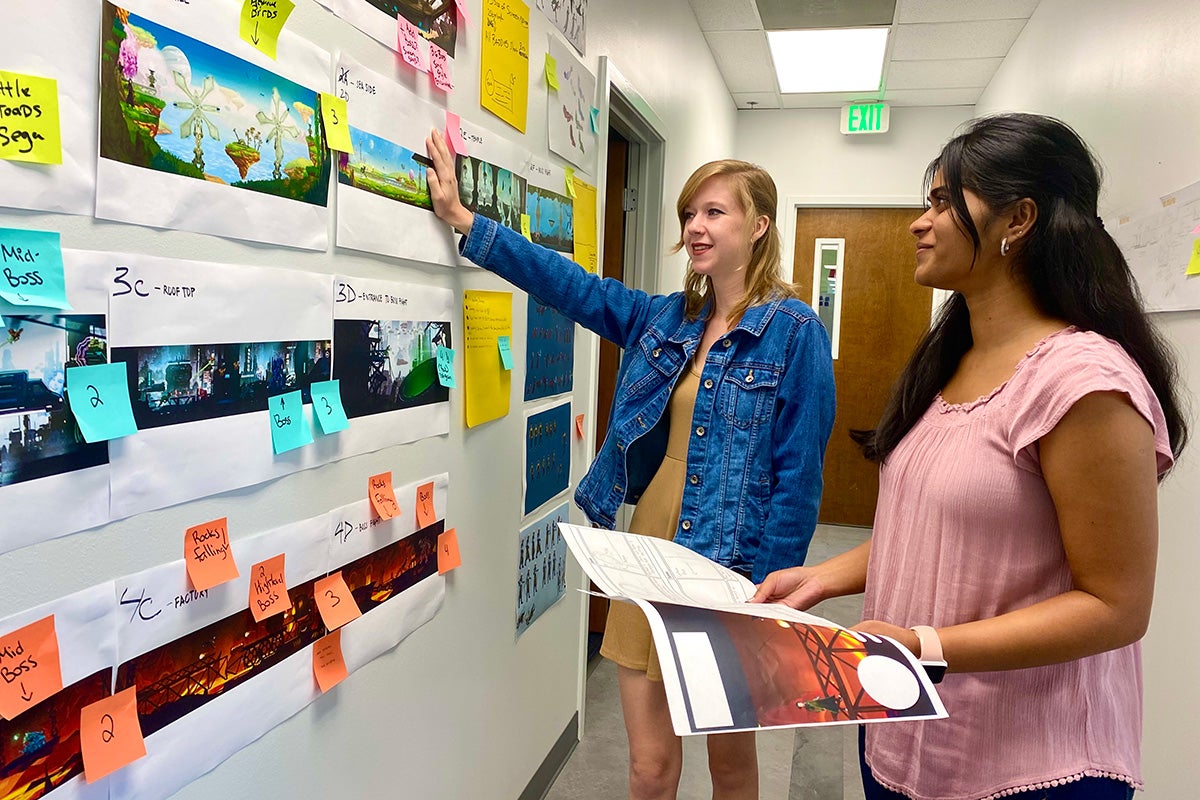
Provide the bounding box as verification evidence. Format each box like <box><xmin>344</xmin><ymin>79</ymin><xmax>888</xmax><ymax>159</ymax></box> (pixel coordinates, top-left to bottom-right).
<box><xmin>768</xmin><ymin>28</ymin><xmax>890</xmax><ymax>93</ymax></box>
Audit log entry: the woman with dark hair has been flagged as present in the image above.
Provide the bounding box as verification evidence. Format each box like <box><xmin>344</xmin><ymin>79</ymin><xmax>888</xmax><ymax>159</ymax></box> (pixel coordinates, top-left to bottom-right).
<box><xmin>753</xmin><ymin>113</ymin><xmax>1187</xmax><ymax>800</ymax></box>
<box><xmin>423</xmin><ymin>129</ymin><xmax>835</xmax><ymax>799</ymax></box>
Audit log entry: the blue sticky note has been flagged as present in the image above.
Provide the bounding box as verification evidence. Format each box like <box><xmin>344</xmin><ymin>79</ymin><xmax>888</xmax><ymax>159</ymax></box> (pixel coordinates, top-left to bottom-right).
<box><xmin>267</xmin><ymin>390</ymin><xmax>314</xmax><ymax>453</ymax></box>
<box><xmin>498</xmin><ymin>335</ymin><xmax>513</xmax><ymax>370</ymax></box>
<box><xmin>589</xmin><ymin>107</ymin><xmax>599</xmax><ymax>134</ymax></box>
<box><xmin>65</xmin><ymin>362</ymin><xmax>138</xmax><ymax>442</ymax></box>
<box><xmin>437</xmin><ymin>345</ymin><xmax>457</xmax><ymax>388</ymax></box>
<box><xmin>0</xmin><ymin>228</ymin><xmax>71</xmax><ymax>309</ymax></box>
<box><xmin>310</xmin><ymin>379</ymin><xmax>350</xmax><ymax>434</ymax></box>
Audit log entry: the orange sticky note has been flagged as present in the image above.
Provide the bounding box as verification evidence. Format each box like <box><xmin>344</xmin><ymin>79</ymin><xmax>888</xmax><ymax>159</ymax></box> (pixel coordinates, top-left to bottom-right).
<box><xmin>415</xmin><ymin>481</ymin><xmax>436</xmax><ymax>529</ymax></box>
<box><xmin>80</xmin><ymin>687</ymin><xmax>146</xmax><ymax>782</ymax></box>
<box><xmin>314</xmin><ymin>572</ymin><xmax>362</xmax><ymax>630</ymax></box>
<box><xmin>313</xmin><ymin>629</ymin><xmax>348</xmax><ymax>692</ymax></box>
<box><xmin>369</xmin><ymin>471</ymin><xmax>400</xmax><ymax>520</ymax></box>
<box><xmin>184</xmin><ymin>517</ymin><xmax>240</xmax><ymax>592</ymax></box>
<box><xmin>0</xmin><ymin>615</ymin><xmax>63</xmax><ymax>720</ymax></box>
<box><xmin>248</xmin><ymin>554</ymin><xmax>291</xmax><ymax>622</ymax></box>
<box><xmin>574</xmin><ymin>413</ymin><xmax>585</xmax><ymax>439</ymax></box>
<box><xmin>438</xmin><ymin>527</ymin><xmax>461</xmax><ymax>574</ymax></box>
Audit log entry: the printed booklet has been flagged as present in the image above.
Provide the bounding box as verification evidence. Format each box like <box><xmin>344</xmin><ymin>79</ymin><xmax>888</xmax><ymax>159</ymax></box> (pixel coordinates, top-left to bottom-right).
<box><xmin>559</xmin><ymin>523</ymin><xmax>947</xmax><ymax>736</ymax></box>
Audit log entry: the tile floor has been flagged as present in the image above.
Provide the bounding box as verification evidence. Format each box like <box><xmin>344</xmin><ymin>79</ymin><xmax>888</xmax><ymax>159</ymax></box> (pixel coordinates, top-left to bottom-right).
<box><xmin>545</xmin><ymin>524</ymin><xmax>872</xmax><ymax>800</ymax></box>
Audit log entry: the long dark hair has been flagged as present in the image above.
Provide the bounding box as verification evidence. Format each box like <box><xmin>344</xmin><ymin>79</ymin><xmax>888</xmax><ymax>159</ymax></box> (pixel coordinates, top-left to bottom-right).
<box><xmin>854</xmin><ymin>113</ymin><xmax>1188</xmax><ymax>473</ymax></box>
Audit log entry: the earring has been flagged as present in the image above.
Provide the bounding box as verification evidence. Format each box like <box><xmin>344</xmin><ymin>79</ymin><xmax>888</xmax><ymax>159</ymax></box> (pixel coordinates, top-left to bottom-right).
<box><xmin>1000</xmin><ymin>237</ymin><xmax>1010</xmax><ymax>257</ymax></box>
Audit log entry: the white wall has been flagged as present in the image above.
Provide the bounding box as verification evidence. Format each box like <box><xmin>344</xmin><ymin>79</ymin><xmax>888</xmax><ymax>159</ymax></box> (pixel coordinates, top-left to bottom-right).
<box><xmin>0</xmin><ymin>1</ymin><xmax>735</xmax><ymax>798</ymax></box>
<box><xmin>975</xmin><ymin>3</ymin><xmax>1200</xmax><ymax>797</ymax></box>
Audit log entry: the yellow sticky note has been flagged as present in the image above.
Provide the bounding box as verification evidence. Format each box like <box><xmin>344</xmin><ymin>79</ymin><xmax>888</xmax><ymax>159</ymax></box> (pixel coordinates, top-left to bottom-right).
<box><xmin>1187</xmin><ymin>238</ymin><xmax>1200</xmax><ymax>276</ymax></box>
<box><xmin>564</xmin><ymin>167</ymin><xmax>576</xmax><ymax>198</ymax></box>
<box><xmin>464</xmin><ymin>290</ymin><xmax>512</xmax><ymax>427</ymax></box>
<box><xmin>480</xmin><ymin>0</ymin><xmax>530</xmax><ymax>133</ymax></box>
<box><xmin>572</xmin><ymin>177</ymin><xmax>599</xmax><ymax>273</ymax></box>
<box><xmin>0</xmin><ymin>71</ymin><xmax>63</xmax><ymax>164</ymax></box>
<box><xmin>239</xmin><ymin>0</ymin><xmax>296</xmax><ymax>60</ymax></box>
<box><xmin>320</xmin><ymin>93</ymin><xmax>353</xmax><ymax>152</ymax></box>
<box><xmin>520</xmin><ymin>213</ymin><xmax>532</xmax><ymax>241</ymax></box>
<box><xmin>544</xmin><ymin>53</ymin><xmax>559</xmax><ymax>90</ymax></box>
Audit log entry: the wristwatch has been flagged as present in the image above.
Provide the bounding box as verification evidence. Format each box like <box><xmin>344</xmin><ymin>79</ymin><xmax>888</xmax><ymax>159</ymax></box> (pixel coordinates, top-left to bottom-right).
<box><xmin>910</xmin><ymin>625</ymin><xmax>947</xmax><ymax>684</ymax></box>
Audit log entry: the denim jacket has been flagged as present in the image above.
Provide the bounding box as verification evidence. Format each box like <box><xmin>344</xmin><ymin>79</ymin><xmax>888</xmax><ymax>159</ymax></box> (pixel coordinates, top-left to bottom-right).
<box><xmin>462</xmin><ymin>215</ymin><xmax>835</xmax><ymax>582</ymax></box>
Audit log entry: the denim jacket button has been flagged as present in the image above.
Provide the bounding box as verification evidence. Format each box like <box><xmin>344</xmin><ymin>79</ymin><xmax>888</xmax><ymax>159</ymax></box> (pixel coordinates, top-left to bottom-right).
<box><xmin>616</xmin><ymin>441</ymin><xmax>625</xmax><ymax>451</ymax></box>
<box><xmin>722</xmin><ymin>339</ymin><xmax>732</xmax><ymax>348</ymax></box>
<box><xmin>703</xmin><ymin>378</ymin><xmax>713</xmax><ymax>389</ymax></box>
<box><xmin>652</xmin><ymin>348</ymin><xmax>661</xmax><ymax>358</ymax></box>
<box><xmin>746</xmin><ymin>371</ymin><xmax>754</xmax><ymax>383</ymax></box>
<box><xmin>689</xmin><ymin>474</ymin><xmax>699</xmax><ymax>485</ymax></box>
<box><xmin>681</xmin><ymin>520</ymin><xmax>692</xmax><ymax>531</ymax></box>
<box><xmin>695</xmin><ymin>426</ymin><xmax>705</xmax><ymax>437</ymax></box>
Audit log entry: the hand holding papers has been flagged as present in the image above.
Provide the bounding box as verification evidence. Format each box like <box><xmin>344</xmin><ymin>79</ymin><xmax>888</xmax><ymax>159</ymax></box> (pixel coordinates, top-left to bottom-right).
<box><xmin>558</xmin><ymin>524</ymin><xmax>947</xmax><ymax>736</ymax></box>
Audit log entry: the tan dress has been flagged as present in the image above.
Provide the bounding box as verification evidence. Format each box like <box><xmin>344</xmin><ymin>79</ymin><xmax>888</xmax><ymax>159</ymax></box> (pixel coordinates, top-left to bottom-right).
<box><xmin>599</xmin><ymin>363</ymin><xmax>699</xmax><ymax>681</ymax></box>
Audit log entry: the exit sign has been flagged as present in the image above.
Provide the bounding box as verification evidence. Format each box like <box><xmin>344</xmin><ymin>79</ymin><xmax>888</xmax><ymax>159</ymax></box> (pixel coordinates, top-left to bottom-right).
<box><xmin>840</xmin><ymin>103</ymin><xmax>890</xmax><ymax>135</ymax></box>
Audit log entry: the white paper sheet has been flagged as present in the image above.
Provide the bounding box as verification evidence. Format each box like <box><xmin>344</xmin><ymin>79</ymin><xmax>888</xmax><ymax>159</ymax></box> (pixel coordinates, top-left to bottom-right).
<box><xmin>94</xmin><ymin>0</ymin><xmax>332</xmax><ymax>249</ymax></box>
<box><xmin>333</xmin><ymin>54</ymin><xmax>460</xmax><ymax>265</ymax></box>
<box><xmin>0</xmin><ymin>582</ymin><xmax>118</xmax><ymax>800</ymax></box>
<box><xmin>1109</xmin><ymin>177</ymin><xmax>1200</xmax><ymax>312</ymax></box>
<box><xmin>104</xmin><ymin>252</ymin><xmax>336</xmax><ymax>518</ymax></box>
<box><xmin>0</xmin><ymin>0</ymin><xmax>100</xmax><ymax>216</ymax></box>
<box><xmin>330</xmin><ymin>275</ymin><xmax>452</xmax><ymax>457</ymax></box>
<box><xmin>0</xmin><ymin>251</ymin><xmax>111</xmax><ymax>554</ymax></box>
<box><xmin>546</xmin><ymin>34</ymin><xmax>596</xmax><ymax>175</ymax></box>
<box><xmin>536</xmin><ymin>0</ymin><xmax>587</xmax><ymax>54</ymax></box>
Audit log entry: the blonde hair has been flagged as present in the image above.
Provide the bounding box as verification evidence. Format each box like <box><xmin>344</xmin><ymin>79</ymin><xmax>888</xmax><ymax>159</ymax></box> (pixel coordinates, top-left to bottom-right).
<box><xmin>671</xmin><ymin>159</ymin><xmax>799</xmax><ymax>322</ymax></box>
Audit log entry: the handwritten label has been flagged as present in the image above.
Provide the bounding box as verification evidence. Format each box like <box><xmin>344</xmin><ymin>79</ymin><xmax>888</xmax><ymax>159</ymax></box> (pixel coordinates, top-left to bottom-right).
<box><xmin>239</xmin><ymin>0</ymin><xmax>296</xmax><ymax>60</ymax></box>
<box><xmin>438</xmin><ymin>527</ymin><xmax>461</xmax><ymax>574</ymax></box>
<box><xmin>397</xmin><ymin>16</ymin><xmax>428</xmax><ymax>72</ymax></box>
<box><xmin>563</xmin><ymin>167</ymin><xmax>576</xmax><ymax>198</ymax></box>
<box><xmin>436</xmin><ymin>345</ymin><xmax>457</xmax><ymax>388</ymax></box>
<box><xmin>0</xmin><ymin>71</ymin><xmax>62</xmax><ymax>164</ymax></box>
<box><xmin>520</xmin><ymin>213</ymin><xmax>532</xmax><ymax>241</ymax></box>
<box><xmin>0</xmin><ymin>615</ymin><xmax>62</xmax><ymax>720</ymax></box>
<box><xmin>480</xmin><ymin>0</ymin><xmax>530</xmax><ymax>133</ymax></box>
<box><xmin>0</xmin><ymin>227</ymin><xmax>70</xmax><ymax>309</ymax></box>
<box><xmin>310</xmin><ymin>379</ymin><xmax>350</xmax><ymax>434</ymax></box>
<box><xmin>544</xmin><ymin>53</ymin><xmax>559</xmax><ymax>90</ymax></box>
<box><xmin>248</xmin><ymin>554</ymin><xmax>291</xmax><ymax>622</ymax></box>
<box><xmin>589</xmin><ymin>106</ymin><xmax>600</xmax><ymax>134</ymax></box>
<box><xmin>369</xmin><ymin>471</ymin><xmax>400</xmax><ymax>520</ymax></box>
<box><xmin>575</xmin><ymin>413</ymin><xmax>584</xmax><ymax>439</ymax></box>
<box><xmin>64</xmin><ymin>362</ymin><xmax>139</xmax><ymax>442</ymax></box>
<box><xmin>267</xmin><ymin>390</ymin><xmax>313</xmax><ymax>454</ymax></box>
<box><xmin>184</xmin><ymin>517</ymin><xmax>239</xmax><ymax>591</ymax></box>
<box><xmin>414</xmin><ymin>481</ymin><xmax>437</xmax><ymax>529</ymax></box>
<box><xmin>80</xmin><ymin>687</ymin><xmax>146</xmax><ymax>782</ymax></box>
<box><xmin>430</xmin><ymin>43</ymin><xmax>454</xmax><ymax>92</ymax></box>
<box><xmin>464</xmin><ymin>289</ymin><xmax>512</xmax><ymax>427</ymax></box>
<box><xmin>498</xmin><ymin>335</ymin><xmax>514</xmax><ymax>370</ymax></box>
<box><xmin>112</xmin><ymin>265</ymin><xmax>198</xmax><ymax>300</ymax></box>
<box><xmin>314</xmin><ymin>571</ymin><xmax>362</xmax><ymax>630</ymax></box>
<box><xmin>445</xmin><ymin>110</ymin><xmax>468</xmax><ymax>155</ymax></box>
<box><xmin>313</xmin><ymin>629</ymin><xmax>348</xmax><ymax>692</ymax></box>
<box><xmin>320</xmin><ymin>93</ymin><xmax>353</xmax><ymax>153</ymax></box>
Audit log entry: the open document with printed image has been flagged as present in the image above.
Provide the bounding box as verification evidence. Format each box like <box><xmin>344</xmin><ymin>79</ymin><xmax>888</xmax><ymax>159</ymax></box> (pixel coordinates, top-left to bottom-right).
<box><xmin>558</xmin><ymin>524</ymin><xmax>947</xmax><ymax>736</ymax></box>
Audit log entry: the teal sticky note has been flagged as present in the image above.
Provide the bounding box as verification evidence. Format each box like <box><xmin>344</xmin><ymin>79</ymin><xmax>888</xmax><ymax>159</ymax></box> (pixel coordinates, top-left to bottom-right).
<box><xmin>437</xmin><ymin>345</ymin><xmax>457</xmax><ymax>388</ymax></box>
<box><xmin>65</xmin><ymin>362</ymin><xmax>138</xmax><ymax>442</ymax></box>
<box><xmin>310</xmin><ymin>379</ymin><xmax>350</xmax><ymax>434</ymax></box>
<box><xmin>498</xmin><ymin>335</ymin><xmax>513</xmax><ymax>370</ymax></box>
<box><xmin>267</xmin><ymin>390</ymin><xmax>314</xmax><ymax>453</ymax></box>
<box><xmin>589</xmin><ymin>107</ymin><xmax>599</xmax><ymax>134</ymax></box>
<box><xmin>0</xmin><ymin>228</ymin><xmax>71</xmax><ymax>309</ymax></box>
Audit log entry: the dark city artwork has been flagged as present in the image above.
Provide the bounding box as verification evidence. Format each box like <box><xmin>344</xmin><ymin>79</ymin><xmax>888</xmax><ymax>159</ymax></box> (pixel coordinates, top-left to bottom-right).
<box><xmin>332</xmin><ymin>319</ymin><xmax>449</xmax><ymax>419</ymax></box>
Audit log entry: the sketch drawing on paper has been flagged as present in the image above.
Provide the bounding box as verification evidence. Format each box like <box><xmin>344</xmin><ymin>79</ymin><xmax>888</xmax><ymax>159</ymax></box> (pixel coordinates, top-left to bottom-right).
<box><xmin>0</xmin><ymin>314</ymin><xmax>108</xmax><ymax>488</ymax></box>
<box><xmin>337</xmin><ymin>130</ymin><xmax>432</xmax><ymax>210</ymax></box>
<box><xmin>537</xmin><ymin>0</ymin><xmax>586</xmax><ymax>53</ymax></box>
<box><xmin>332</xmin><ymin>319</ymin><xmax>451</xmax><ymax>418</ymax></box>
<box><xmin>456</xmin><ymin>155</ymin><xmax>526</xmax><ymax>233</ymax></box>
<box><xmin>99</xmin><ymin>3</ymin><xmax>330</xmax><ymax>205</ymax></box>
<box><xmin>525</xmin><ymin>184</ymin><xmax>574</xmax><ymax>254</ymax></box>
<box><xmin>362</xmin><ymin>0</ymin><xmax>458</xmax><ymax>56</ymax></box>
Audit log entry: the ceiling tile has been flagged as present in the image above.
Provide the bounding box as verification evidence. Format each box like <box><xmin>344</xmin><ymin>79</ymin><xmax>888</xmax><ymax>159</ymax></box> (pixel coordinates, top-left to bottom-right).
<box><xmin>754</xmin><ymin>0</ymin><xmax>896</xmax><ymax>30</ymax></box>
<box><xmin>883</xmin><ymin>87</ymin><xmax>983</xmax><ymax>106</ymax></box>
<box><xmin>689</xmin><ymin>0</ymin><xmax>762</xmax><ymax>31</ymax></box>
<box><xmin>891</xmin><ymin>19</ymin><xmax>1029</xmax><ymax>60</ymax></box>
<box><xmin>704</xmin><ymin>31</ymin><xmax>779</xmax><ymax>93</ymax></box>
<box><xmin>886</xmin><ymin>57</ymin><xmax>1003</xmax><ymax>89</ymax></box>
<box><xmin>732</xmin><ymin>92</ymin><xmax>782</xmax><ymax>109</ymax></box>
<box><xmin>895</xmin><ymin>0</ymin><xmax>1041</xmax><ymax>24</ymax></box>
<box><xmin>780</xmin><ymin>91</ymin><xmax>883</xmax><ymax>109</ymax></box>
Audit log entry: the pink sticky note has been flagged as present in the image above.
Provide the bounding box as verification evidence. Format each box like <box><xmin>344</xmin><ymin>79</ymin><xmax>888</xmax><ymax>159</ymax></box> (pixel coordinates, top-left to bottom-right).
<box><xmin>445</xmin><ymin>111</ymin><xmax>468</xmax><ymax>155</ymax></box>
<box><xmin>397</xmin><ymin>16</ymin><xmax>427</xmax><ymax>72</ymax></box>
<box><xmin>1192</xmin><ymin>222</ymin><xmax>1200</xmax><ymax>236</ymax></box>
<box><xmin>430</xmin><ymin>43</ymin><xmax>454</xmax><ymax>92</ymax></box>
<box><xmin>455</xmin><ymin>0</ymin><xmax>471</xmax><ymax>26</ymax></box>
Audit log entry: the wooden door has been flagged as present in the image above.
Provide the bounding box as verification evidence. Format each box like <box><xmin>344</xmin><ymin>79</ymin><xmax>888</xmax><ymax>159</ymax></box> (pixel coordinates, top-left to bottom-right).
<box><xmin>792</xmin><ymin>207</ymin><xmax>933</xmax><ymax>527</ymax></box>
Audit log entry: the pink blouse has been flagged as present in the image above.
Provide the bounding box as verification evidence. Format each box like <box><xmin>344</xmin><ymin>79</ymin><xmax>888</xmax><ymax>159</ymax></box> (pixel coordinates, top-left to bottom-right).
<box><xmin>862</xmin><ymin>327</ymin><xmax>1173</xmax><ymax>800</ymax></box>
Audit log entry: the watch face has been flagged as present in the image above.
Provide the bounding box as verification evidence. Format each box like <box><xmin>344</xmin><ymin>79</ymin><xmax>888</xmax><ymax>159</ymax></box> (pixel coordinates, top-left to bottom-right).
<box><xmin>922</xmin><ymin>660</ymin><xmax>948</xmax><ymax>684</ymax></box>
